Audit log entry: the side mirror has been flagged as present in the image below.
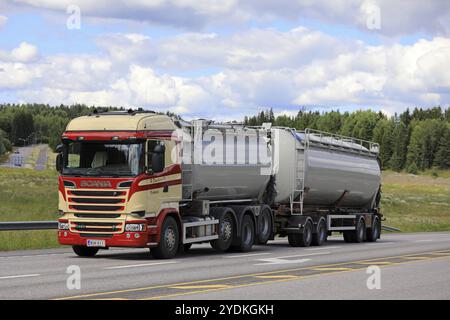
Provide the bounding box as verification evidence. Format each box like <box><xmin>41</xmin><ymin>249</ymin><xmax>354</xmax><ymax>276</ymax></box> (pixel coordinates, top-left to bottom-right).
<box><xmin>56</xmin><ymin>153</ymin><xmax>63</xmax><ymax>173</ymax></box>
<box><xmin>151</xmin><ymin>144</ymin><xmax>165</xmax><ymax>173</ymax></box>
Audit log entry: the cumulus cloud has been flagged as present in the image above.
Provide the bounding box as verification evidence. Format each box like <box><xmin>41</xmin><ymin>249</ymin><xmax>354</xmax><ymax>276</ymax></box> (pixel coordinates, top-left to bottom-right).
<box><xmin>2</xmin><ymin>0</ymin><xmax>450</xmax><ymax>36</ymax></box>
<box><xmin>0</xmin><ymin>42</ymin><xmax>39</xmax><ymax>63</ymax></box>
<box><xmin>2</xmin><ymin>26</ymin><xmax>448</xmax><ymax>119</ymax></box>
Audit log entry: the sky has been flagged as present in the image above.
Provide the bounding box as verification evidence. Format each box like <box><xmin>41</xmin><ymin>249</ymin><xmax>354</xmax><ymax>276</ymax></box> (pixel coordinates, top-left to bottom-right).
<box><xmin>0</xmin><ymin>0</ymin><xmax>449</xmax><ymax>121</ymax></box>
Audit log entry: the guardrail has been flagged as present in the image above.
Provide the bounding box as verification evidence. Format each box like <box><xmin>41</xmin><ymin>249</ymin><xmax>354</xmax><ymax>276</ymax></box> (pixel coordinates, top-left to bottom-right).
<box><xmin>0</xmin><ymin>221</ymin><xmax>58</xmax><ymax>231</ymax></box>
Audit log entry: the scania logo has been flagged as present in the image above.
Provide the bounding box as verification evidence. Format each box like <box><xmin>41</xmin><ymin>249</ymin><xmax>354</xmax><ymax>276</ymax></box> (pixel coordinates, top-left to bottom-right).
<box><xmin>80</xmin><ymin>180</ymin><xmax>112</xmax><ymax>188</ymax></box>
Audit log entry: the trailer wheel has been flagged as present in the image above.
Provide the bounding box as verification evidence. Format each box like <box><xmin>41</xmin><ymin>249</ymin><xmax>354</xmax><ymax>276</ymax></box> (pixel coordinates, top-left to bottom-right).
<box><xmin>72</xmin><ymin>245</ymin><xmax>99</xmax><ymax>257</ymax></box>
<box><xmin>233</xmin><ymin>215</ymin><xmax>255</xmax><ymax>252</ymax></box>
<box><xmin>312</xmin><ymin>219</ymin><xmax>327</xmax><ymax>246</ymax></box>
<box><xmin>366</xmin><ymin>216</ymin><xmax>381</xmax><ymax>242</ymax></box>
<box><xmin>344</xmin><ymin>217</ymin><xmax>365</xmax><ymax>243</ymax></box>
<box><xmin>211</xmin><ymin>213</ymin><xmax>234</xmax><ymax>252</ymax></box>
<box><xmin>151</xmin><ymin>216</ymin><xmax>179</xmax><ymax>259</ymax></box>
<box><xmin>288</xmin><ymin>220</ymin><xmax>313</xmax><ymax>247</ymax></box>
<box><xmin>257</xmin><ymin>208</ymin><xmax>272</xmax><ymax>245</ymax></box>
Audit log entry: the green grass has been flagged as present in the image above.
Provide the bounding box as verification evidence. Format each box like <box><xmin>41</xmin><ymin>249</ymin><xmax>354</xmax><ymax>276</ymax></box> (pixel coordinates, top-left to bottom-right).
<box><xmin>0</xmin><ymin>167</ymin><xmax>60</xmax><ymax>251</ymax></box>
<box><xmin>381</xmin><ymin>171</ymin><xmax>450</xmax><ymax>232</ymax></box>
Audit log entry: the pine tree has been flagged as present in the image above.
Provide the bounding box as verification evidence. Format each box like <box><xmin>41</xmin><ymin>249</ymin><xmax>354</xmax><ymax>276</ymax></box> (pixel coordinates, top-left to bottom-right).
<box><xmin>434</xmin><ymin>126</ymin><xmax>450</xmax><ymax>169</ymax></box>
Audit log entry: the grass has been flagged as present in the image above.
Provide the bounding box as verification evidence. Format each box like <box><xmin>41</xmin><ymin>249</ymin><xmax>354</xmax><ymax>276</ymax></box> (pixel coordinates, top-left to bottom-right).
<box><xmin>0</xmin><ymin>167</ymin><xmax>60</xmax><ymax>251</ymax></box>
<box><xmin>381</xmin><ymin>171</ymin><xmax>450</xmax><ymax>232</ymax></box>
<box><xmin>0</xmin><ymin>167</ymin><xmax>449</xmax><ymax>251</ymax></box>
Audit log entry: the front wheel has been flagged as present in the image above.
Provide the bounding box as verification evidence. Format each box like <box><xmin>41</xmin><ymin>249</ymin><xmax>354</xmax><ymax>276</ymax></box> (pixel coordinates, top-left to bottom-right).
<box><xmin>72</xmin><ymin>245</ymin><xmax>99</xmax><ymax>257</ymax></box>
<box><xmin>151</xmin><ymin>216</ymin><xmax>179</xmax><ymax>259</ymax></box>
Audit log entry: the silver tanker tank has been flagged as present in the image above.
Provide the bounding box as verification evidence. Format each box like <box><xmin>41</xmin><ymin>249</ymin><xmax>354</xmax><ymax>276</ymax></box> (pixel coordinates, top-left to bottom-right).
<box><xmin>180</xmin><ymin>120</ymin><xmax>272</xmax><ymax>201</ymax></box>
<box><xmin>272</xmin><ymin>128</ymin><xmax>381</xmax><ymax>211</ymax></box>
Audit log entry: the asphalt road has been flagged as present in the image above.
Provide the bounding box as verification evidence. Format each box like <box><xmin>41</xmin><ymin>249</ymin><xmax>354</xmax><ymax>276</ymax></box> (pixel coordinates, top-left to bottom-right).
<box><xmin>0</xmin><ymin>145</ymin><xmax>34</xmax><ymax>168</ymax></box>
<box><xmin>0</xmin><ymin>232</ymin><xmax>449</xmax><ymax>300</ymax></box>
<box><xmin>34</xmin><ymin>144</ymin><xmax>48</xmax><ymax>170</ymax></box>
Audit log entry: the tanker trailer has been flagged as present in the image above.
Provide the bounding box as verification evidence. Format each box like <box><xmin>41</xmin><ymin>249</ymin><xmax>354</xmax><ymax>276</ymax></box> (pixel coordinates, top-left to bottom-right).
<box><xmin>270</xmin><ymin>127</ymin><xmax>382</xmax><ymax>247</ymax></box>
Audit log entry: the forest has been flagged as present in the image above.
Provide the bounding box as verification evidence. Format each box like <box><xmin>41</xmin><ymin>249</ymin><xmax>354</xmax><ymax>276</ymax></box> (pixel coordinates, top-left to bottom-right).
<box><xmin>0</xmin><ymin>103</ymin><xmax>449</xmax><ymax>173</ymax></box>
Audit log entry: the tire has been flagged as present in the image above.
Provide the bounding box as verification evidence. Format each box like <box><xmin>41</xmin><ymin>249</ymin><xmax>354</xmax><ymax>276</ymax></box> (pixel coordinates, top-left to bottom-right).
<box><xmin>233</xmin><ymin>215</ymin><xmax>255</xmax><ymax>252</ymax></box>
<box><xmin>72</xmin><ymin>245</ymin><xmax>99</xmax><ymax>257</ymax></box>
<box><xmin>312</xmin><ymin>219</ymin><xmax>327</xmax><ymax>246</ymax></box>
<box><xmin>288</xmin><ymin>220</ymin><xmax>313</xmax><ymax>247</ymax></box>
<box><xmin>366</xmin><ymin>216</ymin><xmax>381</xmax><ymax>242</ymax></box>
<box><xmin>211</xmin><ymin>213</ymin><xmax>234</xmax><ymax>252</ymax></box>
<box><xmin>343</xmin><ymin>218</ymin><xmax>365</xmax><ymax>243</ymax></box>
<box><xmin>151</xmin><ymin>216</ymin><xmax>179</xmax><ymax>259</ymax></box>
<box><xmin>257</xmin><ymin>208</ymin><xmax>272</xmax><ymax>245</ymax></box>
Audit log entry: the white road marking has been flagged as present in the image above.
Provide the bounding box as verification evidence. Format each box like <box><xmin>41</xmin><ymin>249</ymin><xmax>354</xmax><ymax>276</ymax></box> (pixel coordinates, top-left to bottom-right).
<box><xmin>224</xmin><ymin>252</ymin><xmax>272</xmax><ymax>259</ymax></box>
<box><xmin>306</xmin><ymin>246</ymin><xmax>341</xmax><ymax>251</ymax></box>
<box><xmin>104</xmin><ymin>261</ymin><xmax>177</xmax><ymax>270</ymax></box>
<box><xmin>0</xmin><ymin>274</ymin><xmax>41</xmax><ymax>280</ymax></box>
<box><xmin>254</xmin><ymin>251</ymin><xmax>330</xmax><ymax>266</ymax></box>
<box><xmin>366</xmin><ymin>242</ymin><xmax>394</xmax><ymax>246</ymax></box>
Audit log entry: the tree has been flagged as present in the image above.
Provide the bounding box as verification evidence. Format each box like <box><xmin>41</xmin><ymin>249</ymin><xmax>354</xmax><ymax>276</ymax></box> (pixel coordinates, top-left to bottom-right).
<box><xmin>434</xmin><ymin>126</ymin><xmax>450</xmax><ymax>169</ymax></box>
<box><xmin>372</xmin><ymin>119</ymin><xmax>394</xmax><ymax>169</ymax></box>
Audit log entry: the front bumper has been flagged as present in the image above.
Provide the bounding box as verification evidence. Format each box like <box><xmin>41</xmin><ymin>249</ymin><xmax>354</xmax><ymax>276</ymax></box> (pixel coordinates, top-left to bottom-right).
<box><xmin>58</xmin><ymin>230</ymin><xmax>149</xmax><ymax>248</ymax></box>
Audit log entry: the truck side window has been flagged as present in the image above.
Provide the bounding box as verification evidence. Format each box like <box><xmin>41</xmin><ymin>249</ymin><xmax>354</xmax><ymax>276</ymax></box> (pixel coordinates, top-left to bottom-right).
<box><xmin>147</xmin><ymin>140</ymin><xmax>165</xmax><ymax>171</ymax></box>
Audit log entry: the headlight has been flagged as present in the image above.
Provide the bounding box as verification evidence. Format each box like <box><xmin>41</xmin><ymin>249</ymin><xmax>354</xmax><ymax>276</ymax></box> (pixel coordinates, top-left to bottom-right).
<box><xmin>125</xmin><ymin>223</ymin><xmax>146</xmax><ymax>232</ymax></box>
<box><xmin>58</xmin><ymin>222</ymin><xmax>70</xmax><ymax>230</ymax></box>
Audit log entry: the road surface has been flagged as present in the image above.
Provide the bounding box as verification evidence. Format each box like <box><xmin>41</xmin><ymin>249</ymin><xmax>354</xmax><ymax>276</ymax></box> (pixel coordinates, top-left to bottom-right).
<box><xmin>0</xmin><ymin>144</ymin><xmax>47</xmax><ymax>170</ymax></box>
<box><xmin>0</xmin><ymin>232</ymin><xmax>449</xmax><ymax>300</ymax></box>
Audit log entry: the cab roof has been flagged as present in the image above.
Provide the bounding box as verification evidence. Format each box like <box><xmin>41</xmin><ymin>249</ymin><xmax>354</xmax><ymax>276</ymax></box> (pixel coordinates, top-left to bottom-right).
<box><xmin>66</xmin><ymin>112</ymin><xmax>177</xmax><ymax>131</ymax></box>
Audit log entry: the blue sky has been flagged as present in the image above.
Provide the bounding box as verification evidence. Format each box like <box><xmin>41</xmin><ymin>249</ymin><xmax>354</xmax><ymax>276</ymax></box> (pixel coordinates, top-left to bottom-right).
<box><xmin>0</xmin><ymin>0</ymin><xmax>449</xmax><ymax>120</ymax></box>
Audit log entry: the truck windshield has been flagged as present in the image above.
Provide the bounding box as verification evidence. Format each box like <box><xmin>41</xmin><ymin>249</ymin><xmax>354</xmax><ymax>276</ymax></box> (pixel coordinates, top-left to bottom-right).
<box><xmin>62</xmin><ymin>141</ymin><xmax>144</xmax><ymax>177</ymax></box>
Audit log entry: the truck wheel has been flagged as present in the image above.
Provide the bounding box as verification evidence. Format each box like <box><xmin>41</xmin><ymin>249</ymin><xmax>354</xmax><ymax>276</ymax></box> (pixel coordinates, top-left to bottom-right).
<box><xmin>257</xmin><ymin>208</ymin><xmax>272</xmax><ymax>245</ymax></box>
<box><xmin>344</xmin><ymin>218</ymin><xmax>365</xmax><ymax>243</ymax></box>
<box><xmin>72</xmin><ymin>245</ymin><xmax>99</xmax><ymax>257</ymax></box>
<box><xmin>151</xmin><ymin>216</ymin><xmax>179</xmax><ymax>259</ymax></box>
<box><xmin>288</xmin><ymin>220</ymin><xmax>313</xmax><ymax>247</ymax></box>
<box><xmin>312</xmin><ymin>219</ymin><xmax>327</xmax><ymax>246</ymax></box>
<box><xmin>211</xmin><ymin>213</ymin><xmax>234</xmax><ymax>252</ymax></box>
<box><xmin>234</xmin><ymin>215</ymin><xmax>255</xmax><ymax>252</ymax></box>
<box><xmin>366</xmin><ymin>216</ymin><xmax>381</xmax><ymax>242</ymax></box>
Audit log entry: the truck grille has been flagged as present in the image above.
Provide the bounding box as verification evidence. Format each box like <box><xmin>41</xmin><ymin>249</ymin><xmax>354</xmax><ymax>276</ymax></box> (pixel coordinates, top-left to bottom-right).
<box><xmin>66</xmin><ymin>188</ymin><xmax>128</xmax><ymax>234</ymax></box>
<box><xmin>66</xmin><ymin>189</ymin><xmax>128</xmax><ymax>213</ymax></box>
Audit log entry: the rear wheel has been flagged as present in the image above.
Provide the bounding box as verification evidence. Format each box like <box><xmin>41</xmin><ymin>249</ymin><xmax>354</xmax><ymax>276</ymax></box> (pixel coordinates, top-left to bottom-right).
<box><xmin>343</xmin><ymin>218</ymin><xmax>365</xmax><ymax>243</ymax></box>
<box><xmin>288</xmin><ymin>220</ymin><xmax>313</xmax><ymax>247</ymax></box>
<box><xmin>312</xmin><ymin>219</ymin><xmax>327</xmax><ymax>246</ymax></box>
<box><xmin>211</xmin><ymin>213</ymin><xmax>234</xmax><ymax>252</ymax></box>
<box><xmin>366</xmin><ymin>216</ymin><xmax>381</xmax><ymax>242</ymax></box>
<box><xmin>257</xmin><ymin>208</ymin><xmax>272</xmax><ymax>245</ymax></box>
<box><xmin>72</xmin><ymin>245</ymin><xmax>99</xmax><ymax>257</ymax></box>
<box><xmin>151</xmin><ymin>216</ymin><xmax>179</xmax><ymax>259</ymax></box>
<box><xmin>233</xmin><ymin>215</ymin><xmax>255</xmax><ymax>252</ymax></box>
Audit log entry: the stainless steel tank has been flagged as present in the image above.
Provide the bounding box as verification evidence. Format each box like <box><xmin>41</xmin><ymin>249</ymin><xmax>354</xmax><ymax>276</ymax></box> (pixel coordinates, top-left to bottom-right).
<box><xmin>273</xmin><ymin>128</ymin><xmax>381</xmax><ymax>210</ymax></box>
<box><xmin>181</xmin><ymin>120</ymin><xmax>271</xmax><ymax>201</ymax></box>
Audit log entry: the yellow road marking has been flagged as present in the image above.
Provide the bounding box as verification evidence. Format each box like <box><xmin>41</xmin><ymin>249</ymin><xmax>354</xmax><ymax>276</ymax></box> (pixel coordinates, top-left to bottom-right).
<box><xmin>169</xmin><ymin>284</ymin><xmax>233</xmax><ymax>290</ymax></box>
<box><xmin>356</xmin><ymin>261</ymin><xmax>394</xmax><ymax>265</ymax></box>
<box><xmin>402</xmin><ymin>256</ymin><xmax>430</xmax><ymax>260</ymax></box>
<box><xmin>55</xmin><ymin>249</ymin><xmax>450</xmax><ymax>300</ymax></box>
<box><xmin>254</xmin><ymin>275</ymin><xmax>301</xmax><ymax>279</ymax></box>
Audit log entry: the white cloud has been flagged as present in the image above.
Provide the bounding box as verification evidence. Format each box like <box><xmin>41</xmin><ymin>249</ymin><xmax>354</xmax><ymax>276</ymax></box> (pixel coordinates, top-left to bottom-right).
<box><xmin>1</xmin><ymin>28</ymin><xmax>449</xmax><ymax>119</ymax></box>
<box><xmin>2</xmin><ymin>0</ymin><xmax>450</xmax><ymax>36</ymax></box>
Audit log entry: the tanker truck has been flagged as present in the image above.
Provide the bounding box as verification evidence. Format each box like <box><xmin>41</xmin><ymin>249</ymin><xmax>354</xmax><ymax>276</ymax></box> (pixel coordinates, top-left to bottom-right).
<box><xmin>56</xmin><ymin>110</ymin><xmax>382</xmax><ymax>259</ymax></box>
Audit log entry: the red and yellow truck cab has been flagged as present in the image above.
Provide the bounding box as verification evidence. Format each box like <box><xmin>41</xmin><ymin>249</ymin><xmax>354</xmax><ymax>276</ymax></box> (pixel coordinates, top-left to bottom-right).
<box><xmin>57</xmin><ymin>110</ymin><xmax>182</xmax><ymax>258</ymax></box>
